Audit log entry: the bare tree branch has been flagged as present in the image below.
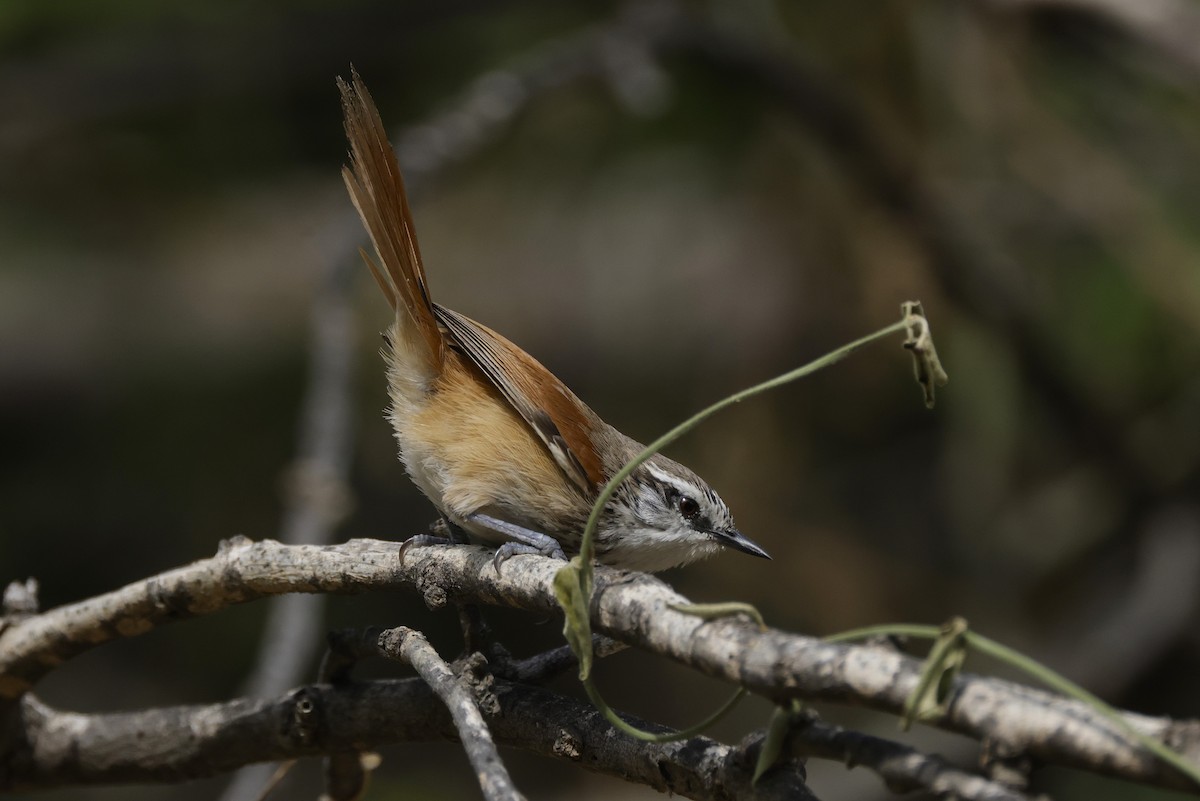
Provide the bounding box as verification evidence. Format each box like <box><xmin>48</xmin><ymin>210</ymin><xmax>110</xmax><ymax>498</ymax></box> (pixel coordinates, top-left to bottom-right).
<box><xmin>374</xmin><ymin>627</ymin><xmax>525</xmax><ymax>801</ymax></box>
<box><xmin>219</xmin><ymin>246</ymin><xmax>360</xmax><ymax>801</ymax></box>
<box><xmin>2</xmin><ymin>538</ymin><xmax>1197</xmax><ymax>792</ymax></box>
<box><xmin>785</xmin><ymin>715</ymin><xmax>1038</xmax><ymax>801</ymax></box>
<box><xmin>0</xmin><ymin>537</ymin><xmax>401</xmax><ymax>704</ymax></box>
<box><xmin>1</xmin><ymin>675</ymin><xmax>813</xmax><ymax>800</ymax></box>
<box><xmin>985</xmin><ymin>0</ymin><xmax>1200</xmax><ymax>83</ymax></box>
<box><xmin>241</xmin><ymin>259</ymin><xmax>358</xmax><ymax>700</ymax></box>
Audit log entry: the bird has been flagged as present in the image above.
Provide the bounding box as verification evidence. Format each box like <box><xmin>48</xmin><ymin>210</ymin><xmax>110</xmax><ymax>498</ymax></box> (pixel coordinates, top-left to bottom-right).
<box><xmin>338</xmin><ymin>71</ymin><xmax>769</xmax><ymax>573</ymax></box>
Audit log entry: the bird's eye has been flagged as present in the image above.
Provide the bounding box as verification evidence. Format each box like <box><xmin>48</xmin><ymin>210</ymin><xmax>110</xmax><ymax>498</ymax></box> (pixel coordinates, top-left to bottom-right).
<box><xmin>678</xmin><ymin>496</ymin><xmax>700</xmax><ymax>520</ymax></box>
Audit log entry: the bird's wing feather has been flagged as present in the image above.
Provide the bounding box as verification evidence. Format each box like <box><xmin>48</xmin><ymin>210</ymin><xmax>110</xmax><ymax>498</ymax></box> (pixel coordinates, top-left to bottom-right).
<box><xmin>434</xmin><ymin>304</ymin><xmax>604</xmax><ymax>495</ymax></box>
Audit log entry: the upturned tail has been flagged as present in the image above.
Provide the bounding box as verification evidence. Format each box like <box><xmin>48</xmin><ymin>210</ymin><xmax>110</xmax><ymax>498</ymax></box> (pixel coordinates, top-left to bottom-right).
<box><xmin>338</xmin><ymin>69</ymin><xmax>443</xmax><ymax>381</ymax></box>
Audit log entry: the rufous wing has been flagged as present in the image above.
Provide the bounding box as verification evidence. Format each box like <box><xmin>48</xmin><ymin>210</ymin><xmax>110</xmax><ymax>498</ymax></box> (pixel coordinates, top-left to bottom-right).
<box><xmin>434</xmin><ymin>305</ymin><xmax>605</xmax><ymax>496</ymax></box>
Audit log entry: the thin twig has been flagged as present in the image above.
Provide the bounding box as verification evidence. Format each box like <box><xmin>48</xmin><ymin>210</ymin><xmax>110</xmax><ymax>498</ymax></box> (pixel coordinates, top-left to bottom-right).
<box><xmin>374</xmin><ymin>627</ymin><xmax>525</xmax><ymax>801</ymax></box>
<box><xmin>328</xmin><ymin>625</ymin><xmax>626</xmax><ymax>686</ymax></box>
<box><xmin>325</xmin><ymin>625</ymin><xmax>524</xmax><ymax>799</ymax></box>
<box><xmin>496</xmin><ymin>636</ymin><xmax>627</xmax><ymax>684</ymax></box>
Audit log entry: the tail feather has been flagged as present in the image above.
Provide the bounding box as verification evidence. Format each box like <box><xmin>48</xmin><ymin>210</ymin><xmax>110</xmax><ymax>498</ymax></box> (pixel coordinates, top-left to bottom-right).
<box><xmin>339</xmin><ymin>70</ymin><xmax>443</xmax><ymax>375</ymax></box>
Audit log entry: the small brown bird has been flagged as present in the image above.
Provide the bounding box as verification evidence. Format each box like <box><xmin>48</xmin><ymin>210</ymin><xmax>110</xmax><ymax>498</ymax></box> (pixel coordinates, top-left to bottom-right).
<box><xmin>338</xmin><ymin>72</ymin><xmax>769</xmax><ymax>572</ymax></box>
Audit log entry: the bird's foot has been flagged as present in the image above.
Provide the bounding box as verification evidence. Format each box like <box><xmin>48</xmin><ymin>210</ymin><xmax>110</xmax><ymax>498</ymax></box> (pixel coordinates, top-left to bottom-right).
<box><xmin>465</xmin><ymin>513</ymin><xmax>567</xmax><ymax>572</ymax></box>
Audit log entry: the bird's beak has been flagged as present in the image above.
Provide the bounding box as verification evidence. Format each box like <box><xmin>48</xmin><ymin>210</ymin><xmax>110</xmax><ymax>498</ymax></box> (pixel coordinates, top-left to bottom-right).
<box><xmin>713</xmin><ymin>528</ymin><xmax>771</xmax><ymax>560</ymax></box>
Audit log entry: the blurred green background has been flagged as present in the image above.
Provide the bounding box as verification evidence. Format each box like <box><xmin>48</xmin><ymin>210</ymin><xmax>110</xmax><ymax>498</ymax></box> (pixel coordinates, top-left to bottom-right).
<box><xmin>2</xmin><ymin>1</ymin><xmax>1199</xmax><ymax>799</ymax></box>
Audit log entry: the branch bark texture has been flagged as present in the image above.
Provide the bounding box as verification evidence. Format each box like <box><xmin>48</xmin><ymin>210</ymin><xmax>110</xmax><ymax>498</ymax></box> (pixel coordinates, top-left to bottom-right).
<box><xmin>2</xmin><ymin>538</ymin><xmax>1197</xmax><ymax>793</ymax></box>
<box><xmin>2</xmin><ymin>675</ymin><xmax>812</xmax><ymax>800</ymax></box>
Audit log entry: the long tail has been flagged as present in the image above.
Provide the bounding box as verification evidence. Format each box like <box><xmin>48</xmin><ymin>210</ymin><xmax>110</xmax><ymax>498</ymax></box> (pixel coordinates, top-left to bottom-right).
<box><xmin>338</xmin><ymin>70</ymin><xmax>443</xmax><ymax>378</ymax></box>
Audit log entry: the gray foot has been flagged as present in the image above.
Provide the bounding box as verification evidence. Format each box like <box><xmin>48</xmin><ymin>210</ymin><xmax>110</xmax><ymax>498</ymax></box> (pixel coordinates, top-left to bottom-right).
<box><xmin>466</xmin><ymin>513</ymin><xmax>567</xmax><ymax>571</ymax></box>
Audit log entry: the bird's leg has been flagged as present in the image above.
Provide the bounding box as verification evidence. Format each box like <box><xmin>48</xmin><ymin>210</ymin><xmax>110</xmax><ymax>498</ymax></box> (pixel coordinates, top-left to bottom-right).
<box><xmin>466</xmin><ymin>513</ymin><xmax>567</xmax><ymax>570</ymax></box>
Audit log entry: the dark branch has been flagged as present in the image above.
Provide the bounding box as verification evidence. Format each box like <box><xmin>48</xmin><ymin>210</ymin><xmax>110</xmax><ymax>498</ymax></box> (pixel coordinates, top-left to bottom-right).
<box><xmin>786</xmin><ymin>714</ymin><xmax>1035</xmax><ymax>801</ymax></box>
<box><xmin>1</xmin><ymin>677</ymin><xmax>812</xmax><ymax>800</ymax></box>
<box><xmin>985</xmin><ymin>0</ymin><xmax>1200</xmax><ymax>82</ymax></box>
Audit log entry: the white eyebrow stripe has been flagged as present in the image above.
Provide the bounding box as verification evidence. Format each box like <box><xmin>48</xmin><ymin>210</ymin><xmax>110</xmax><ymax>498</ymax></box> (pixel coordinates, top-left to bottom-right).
<box><xmin>645</xmin><ymin>464</ymin><xmax>693</xmax><ymax>494</ymax></box>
